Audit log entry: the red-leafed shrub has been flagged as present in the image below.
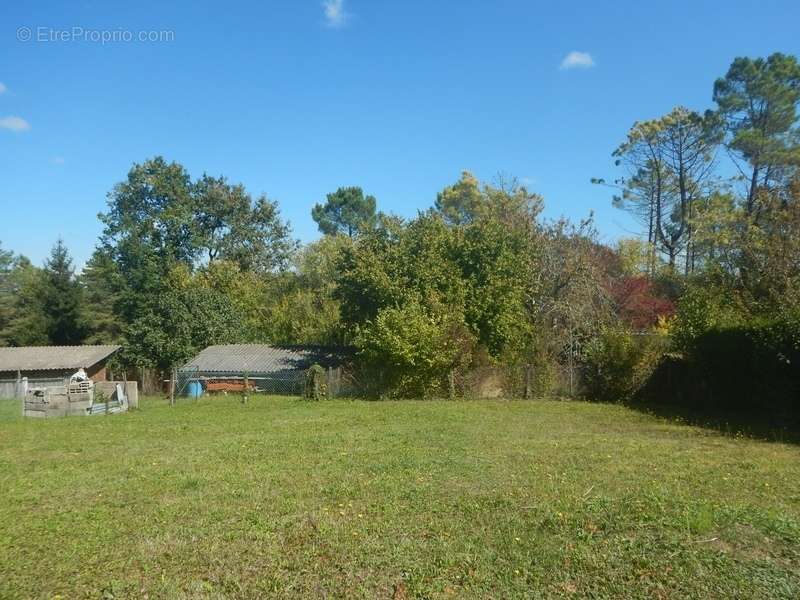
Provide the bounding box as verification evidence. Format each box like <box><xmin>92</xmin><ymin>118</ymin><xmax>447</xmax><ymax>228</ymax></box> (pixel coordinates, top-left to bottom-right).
<box><xmin>612</xmin><ymin>276</ymin><xmax>675</xmax><ymax>330</ymax></box>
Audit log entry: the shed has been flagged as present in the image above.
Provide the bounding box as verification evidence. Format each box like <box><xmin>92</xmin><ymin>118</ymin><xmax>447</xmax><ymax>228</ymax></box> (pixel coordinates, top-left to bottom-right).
<box><xmin>179</xmin><ymin>344</ymin><xmax>350</xmax><ymax>396</ymax></box>
<box><xmin>0</xmin><ymin>345</ymin><xmax>121</xmax><ymax>398</ymax></box>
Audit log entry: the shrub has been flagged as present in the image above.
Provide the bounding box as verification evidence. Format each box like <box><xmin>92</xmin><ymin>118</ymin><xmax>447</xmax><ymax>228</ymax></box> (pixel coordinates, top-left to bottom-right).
<box><xmin>686</xmin><ymin>317</ymin><xmax>800</xmax><ymax>414</ymax></box>
<box><xmin>634</xmin><ymin>313</ymin><xmax>800</xmax><ymax>426</ymax></box>
<box><xmin>611</xmin><ymin>275</ymin><xmax>675</xmax><ymax>330</ymax></box>
<box><xmin>303</xmin><ymin>364</ymin><xmax>327</xmax><ymax>401</ymax></box>
<box><xmin>671</xmin><ymin>279</ymin><xmax>747</xmax><ymax>354</ymax></box>
<box><xmin>355</xmin><ymin>301</ymin><xmax>473</xmax><ymax>398</ymax></box>
<box><xmin>581</xmin><ymin>330</ymin><xmax>666</xmax><ymax>402</ymax></box>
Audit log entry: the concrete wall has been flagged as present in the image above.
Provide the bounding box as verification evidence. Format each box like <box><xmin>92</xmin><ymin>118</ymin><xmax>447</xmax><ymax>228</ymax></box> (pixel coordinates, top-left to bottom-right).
<box><xmin>22</xmin><ymin>380</ymin><xmax>139</xmax><ymax>418</ymax></box>
<box><xmin>23</xmin><ymin>386</ymin><xmax>84</xmax><ymax>418</ymax></box>
<box><xmin>0</xmin><ymin>379</ymin><xmax>21</xmax><ymax>399</ymax></box>
<box><xmin>126</xmin><ymin>381</ymin><xmax>139</xmax><ymax>409</ymax></box>
<box><xmin>95</xmin><ymin>381</ymin><xmax>138</xmax><ymax>409</ymax></box>
<box><xmin>0</xmin><ymin>375</ymin><xmax>66</xmax><ymax>399</ymax></box>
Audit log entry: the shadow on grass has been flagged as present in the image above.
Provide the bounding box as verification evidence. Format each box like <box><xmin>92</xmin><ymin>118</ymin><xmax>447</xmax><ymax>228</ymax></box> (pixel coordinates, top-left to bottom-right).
<box><xmin>627</xmin><ymin>401</ymin><xmax>800</xmax><ymax>445</ymax></box>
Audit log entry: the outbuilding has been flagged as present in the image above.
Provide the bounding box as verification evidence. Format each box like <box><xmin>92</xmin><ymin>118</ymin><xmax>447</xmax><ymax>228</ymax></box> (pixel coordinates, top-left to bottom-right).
<box><xmin>179</xmin><ymin>344</ymin><xmax>350</xmax><ymax>396</ymax></box>
<box><xmin>0</xmin><ymin>345</ymin><xmax>121</xmax><ymax>398</ymax></box>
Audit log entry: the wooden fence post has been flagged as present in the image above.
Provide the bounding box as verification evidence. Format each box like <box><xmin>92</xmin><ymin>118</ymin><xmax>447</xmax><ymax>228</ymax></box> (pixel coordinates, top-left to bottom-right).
<box><xmin>524</xmin><ymin>364</ymin><xmax>533</xmax><ymax>400</ymax></box>
<box><xmin>170</xmin><ymin>368</ymin><xmax>176</xmax><ymax>407</ymax></box>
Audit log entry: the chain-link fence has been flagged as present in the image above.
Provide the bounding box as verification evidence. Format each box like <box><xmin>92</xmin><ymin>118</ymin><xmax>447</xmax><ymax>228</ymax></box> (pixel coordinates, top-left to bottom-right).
<box><xmin>175</xmin><ymin>365</ymin><xmax>355</xmax><ymax>398</ymax></box>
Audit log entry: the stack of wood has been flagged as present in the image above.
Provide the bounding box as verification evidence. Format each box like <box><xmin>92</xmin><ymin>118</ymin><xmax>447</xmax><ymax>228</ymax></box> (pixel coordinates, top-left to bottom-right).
<box><xmin>205</xmin><ymin>378</ymin><xmax>255</xmax><ymax>393</ymax></box>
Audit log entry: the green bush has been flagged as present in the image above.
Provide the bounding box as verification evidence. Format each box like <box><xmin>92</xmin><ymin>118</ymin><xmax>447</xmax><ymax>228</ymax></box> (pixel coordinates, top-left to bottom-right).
<box><xmin>686</xmin><ymin>317</ymin><xmax>800</xmax><ymax>414</ymax></box>
<box><xmin>303</xmin><ymin>364</ymin><xmax>327</xmax><ymax>401</ymax></box>
<box><xmin>581</xmin><ymin>330</ymin><xmax>665</xmax><ymax>402</ymax></box>
<box><xmin>355</xmin><ymin>301</ymin><xmax>473</xmax><ymax>398</ymax></box>
<box><xmin>671</xmin><ymin>280</ymin><xmax>747</xmax><ymax>355</ymax></box>
<box><xmin>636</xmin><ymin>312</ymin><xmax>800</xmax><ymax>425</ymax></box>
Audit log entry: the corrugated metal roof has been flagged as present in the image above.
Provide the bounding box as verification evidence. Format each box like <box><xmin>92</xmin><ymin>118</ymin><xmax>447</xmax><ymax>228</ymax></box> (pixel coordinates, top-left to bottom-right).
<box><xmin>181</xmin><ymin>344</ymin><xmax>347</xmax><ymax>375</ymax></box>
<box><xmin>0</xmin><ymin>345</ymin><xmax>121</xmax><ymax>373</ymax></box>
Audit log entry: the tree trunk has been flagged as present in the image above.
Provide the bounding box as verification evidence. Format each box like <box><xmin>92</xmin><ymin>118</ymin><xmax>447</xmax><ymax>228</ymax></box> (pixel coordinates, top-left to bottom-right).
<box><xmin>747</xmin><ymin>164</ymin><xmax>760</xmax><ymax>215</ymax></box>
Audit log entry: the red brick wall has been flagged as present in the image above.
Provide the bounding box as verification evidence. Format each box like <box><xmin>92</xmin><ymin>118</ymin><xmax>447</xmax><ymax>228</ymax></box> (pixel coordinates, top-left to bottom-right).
<box><xmin>87</xmin><ymin>363</ymin><xmax>108</xmax><ymax>382</ymax></box>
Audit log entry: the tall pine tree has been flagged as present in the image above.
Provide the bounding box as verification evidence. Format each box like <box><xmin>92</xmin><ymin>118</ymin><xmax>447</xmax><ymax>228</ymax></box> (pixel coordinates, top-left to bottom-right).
<box><xmin>0</xmin><ymin>242</ymin><xmax>13</xmax><ymax>338</ymax></box>
<box><xmin>41</xmin><ymin>240</ymin><xmax>86</xmax><ymax>345</ymax></box>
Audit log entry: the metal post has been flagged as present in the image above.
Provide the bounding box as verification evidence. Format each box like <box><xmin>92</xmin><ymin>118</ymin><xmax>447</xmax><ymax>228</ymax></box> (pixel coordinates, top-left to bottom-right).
<box><xmin>568</xmin><ymin>330</ymin><xmax>574</xmax><ymax>397</ymax></box>
<box><xmin>170</xmin><ymin>368</ymin><xmax>176</xmax><ymax>407</ymax></box>
<box><xmin>525</xmin><ymin>364</ymin><xmax>533</xmax><ymax>400</ymax></box>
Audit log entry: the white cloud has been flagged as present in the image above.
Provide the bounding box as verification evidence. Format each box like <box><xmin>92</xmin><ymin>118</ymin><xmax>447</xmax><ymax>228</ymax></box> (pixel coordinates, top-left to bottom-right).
<box><xmin>0</xmin><ymin>82</ymin><xmax>6</xmax><ymax>95</ymax></box>
<box><xmin>323</xmin><ymin>0</ymin><xmax>348</xmax><ymax>27</ymax></box>
<box><xmin>560</xmin><ymin>51</ymin><xmax>594</xmax><ymax>70</ymax></box>
<box><xmin>51</xmin><ymin>157</ymin><xmax>66</xmax><ymax>165</ymax></box>
<box><xmin>0</xmin><ymin>116</ymin><xmax>30</xmax><ymax>132</ymax></box>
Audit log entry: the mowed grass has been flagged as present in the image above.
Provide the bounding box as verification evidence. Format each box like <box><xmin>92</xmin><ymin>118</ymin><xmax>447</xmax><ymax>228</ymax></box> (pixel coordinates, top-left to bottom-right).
<box><xmin>1</xmin><ymin>396</ymin><xmax>799</xmax><ymax>599</ymax></box>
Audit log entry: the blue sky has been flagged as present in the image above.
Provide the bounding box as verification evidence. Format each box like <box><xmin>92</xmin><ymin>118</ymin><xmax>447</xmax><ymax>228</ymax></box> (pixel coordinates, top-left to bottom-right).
<box><xmin>1</xmin><ymin>1</ymin><xmax>799</xmax><ymax>267</ymax></box>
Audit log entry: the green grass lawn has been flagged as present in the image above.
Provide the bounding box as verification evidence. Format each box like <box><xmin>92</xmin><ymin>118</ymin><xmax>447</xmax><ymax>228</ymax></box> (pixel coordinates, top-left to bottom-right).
<box><xmin>1</xmin><ymin>396</ymin><xmax>799</xmax><ymax>599</ymax></box>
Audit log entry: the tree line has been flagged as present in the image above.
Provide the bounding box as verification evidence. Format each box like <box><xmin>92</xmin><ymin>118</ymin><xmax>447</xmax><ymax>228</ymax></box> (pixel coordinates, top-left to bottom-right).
<box><xmin>590</xmin><ymin>53</ymin><xmax>800</xmax><ymax>417</ymax></box>
<box><xmin>1</xmin><ymin>53</ymin><xmax>799</xmax><ymax>407</ymax></box>
<box><xmin>0</xmin><ymin>163</ymin><xmax>663</xmax><ymax>396</ymax></box>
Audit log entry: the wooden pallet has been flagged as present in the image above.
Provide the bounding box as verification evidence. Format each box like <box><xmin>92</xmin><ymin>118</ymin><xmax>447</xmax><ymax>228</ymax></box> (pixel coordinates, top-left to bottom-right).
<box><xmin>206</xmin><ymin>380</ymin><xmax>255</xmax><ymax>393</ymax></box>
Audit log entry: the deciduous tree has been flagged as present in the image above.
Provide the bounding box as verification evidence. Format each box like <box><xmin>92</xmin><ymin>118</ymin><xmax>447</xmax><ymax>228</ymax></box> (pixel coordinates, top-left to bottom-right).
<box><xmin>193</xmin><ymin>175</ymin><xmax>297</xmax><ymax>272</ymax></box>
